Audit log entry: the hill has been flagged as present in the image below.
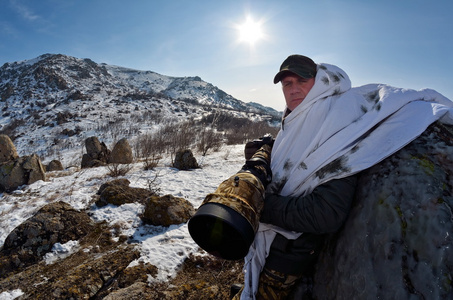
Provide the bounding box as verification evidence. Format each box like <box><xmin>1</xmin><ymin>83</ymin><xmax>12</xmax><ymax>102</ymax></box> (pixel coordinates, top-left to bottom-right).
<box><xmin>0</xmin><ymin>53</ymin><xmax>280</xmax><ymax>165</ymax></box>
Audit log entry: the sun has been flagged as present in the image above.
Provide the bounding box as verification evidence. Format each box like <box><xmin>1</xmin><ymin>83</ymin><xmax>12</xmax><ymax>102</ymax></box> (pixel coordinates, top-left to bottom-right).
<box><xmin>236</xmin><ymin>15</ymin><xmax>265</xmax><ymax>46</ymax></box>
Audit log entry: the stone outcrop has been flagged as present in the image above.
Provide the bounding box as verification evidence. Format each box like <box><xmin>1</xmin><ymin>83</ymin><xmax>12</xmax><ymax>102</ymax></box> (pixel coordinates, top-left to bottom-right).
<box><xmin>292</xmin><ymin>122</ymin><xmax>453</xmax><ymax>299</ymax></box>
<box><xmin>0</xmin><ymin>201</ymin><xmax>95</xmax><ymax>277</ymax></box>
<box><xmin>141</xmin><ymin>194</ymin><xmax>195</xmax><ymax>226</ymax></box>
<box><xmin>173</xmin><ymin>149</ymin><xmax>199</xmax><ymax>170</ymax></box>
<box><xmin>0</xmin><ymin>153</ymin><xmax>46</xmax><ymax>192</ymax></box>
<box><xmin>0</xmin><ymin>134</ymin><xmax>18</xmax><ymax>163</ymax></box>
<box><xmin>0</xmin><ymin>201</ymin><xmax>157</xmax><ymax>299</ymax></box>
<box><xmin>81</xmin><ymin>136</ymin><xmax>111</xmax><ymax>168</ymax></box>
<box><xmin>109</xmin><ymin>138</ymin><xmax>133</xmax><ymax>164</ymax></box>
<box><xmin>0</xmin><ymin>134</ymin><xmax>46</xmax><ymax>191</ymax></box>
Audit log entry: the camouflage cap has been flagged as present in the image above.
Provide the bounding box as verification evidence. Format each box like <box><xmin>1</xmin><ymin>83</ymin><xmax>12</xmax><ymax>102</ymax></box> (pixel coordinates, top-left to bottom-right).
<box><xmin>273</xmin><ymin>54</ymin><xmax>317</xmax><ymax>84</ymax></box>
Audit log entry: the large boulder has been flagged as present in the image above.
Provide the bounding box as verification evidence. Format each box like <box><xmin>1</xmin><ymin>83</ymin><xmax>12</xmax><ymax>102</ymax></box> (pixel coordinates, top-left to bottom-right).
<box><xmin>0</xmin><ymin>153</ymin><xmax>46</xmax><ymax>192</ymax></box>
<box><xmin>109</xmin><ymin>138</ymin><xmax>133</xmax><ymax>164</ymax></box>
<box><xmin>81</xmin><ymin>136</ymin><xmax>110</xmax><ymax>168</ymax></box>
<box><xmin>0</xmin><ymin>134</ymin><xmax>18</xmax><ymax>163</ymax></box>
<box><xmin>141</xmin><ymin>194</ymin><xmax>196</xmax><ymax>226</ymax></box>
<box><xmin>293</xmin><ymin>122</ymin><xmax>453</xmax><ymax>299</ymax></box>
<box><xmin>173</xmin><ymin>149</ymin><xmax>199</xmax><ymax>170</ymax></box>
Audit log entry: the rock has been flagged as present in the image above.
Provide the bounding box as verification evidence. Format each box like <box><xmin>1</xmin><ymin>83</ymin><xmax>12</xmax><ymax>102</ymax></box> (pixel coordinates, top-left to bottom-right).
<box><xmin>81</xmin><ymin>154</ymin><xmax>107</xmax><ymax>168</ymax></box>
<box><xmin>109</xmin><ymin>138</ymin><xmax>133</xmax><ymax>164</ymax></box>
<box><xmin>0</xmin><ymin>153</ymin><xmax>46</xmax><ymax>192</ymax></box>
<box><xmin>297</xmin><ymin>122</ymin><xmax>453</xmax><ymax>299</ymax></box>
<box><xmin>0</xmin><ymin>242</ymin><xmax>142</xmax><ymax>299</ymax></box>
<box><xmin>141</xmin><ymin>194</ymin><xmax>195</xmax><ymax>226</ymax></box>
<box><xmin>81</xmin><ymin>136</ymin><xmax>110</xmax><ymax>168</ymax></box>
<box><xmin>61</xmin><ymin>128</ymin><xmax>78</xmax><ymax>137</ymax></box>
<box><xmin>97</xmin><ymin>178</ymin><xmax>131</xmax><ymax>195</ymax></box>
<box><xmin>0</xmin><ymin>199</ymin><xmax>150</xmax><ymax>300</ymax></box>
<box><xmin>95</xmin><ymin>179</ymin><xmax>153</xmax><ymax>207</ymax></box>
<box><xmin>46</xmin><ymin>159</ymin><xmax>64</xmax><ymax>172</ymax></box>
<box><xmin>173</xmin><ymin>149</ymin><xmax>199</xmax><ymax>170</ymax></box>
<box><xmin>0</xmin><ymin>134</ymin><xmax>18</xmax><ymax>163</ymax></box>
<box><xmin>0</xmin><ymin>201</ymin><xmax>96</xmax><ymax>277</ymax></box>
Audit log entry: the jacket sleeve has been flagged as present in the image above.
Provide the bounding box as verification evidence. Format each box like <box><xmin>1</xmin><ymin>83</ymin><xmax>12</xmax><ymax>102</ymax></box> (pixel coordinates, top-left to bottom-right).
<box><xmin>260</xmin><ymin>175</ymin><xmax>358</xmax><ymax>234</ymax></box>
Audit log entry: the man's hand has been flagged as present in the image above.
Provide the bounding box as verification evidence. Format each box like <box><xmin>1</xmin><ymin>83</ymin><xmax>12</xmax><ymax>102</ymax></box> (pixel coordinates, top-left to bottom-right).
<box><xmin>244</xmin><ymin>134</ymin><xmax>274</xmax><ymax>160</ymax></box>
<box><xmin>240</xmin><ymin>144</ymin><xmax>273</xmax><ymax>187</ymax></box>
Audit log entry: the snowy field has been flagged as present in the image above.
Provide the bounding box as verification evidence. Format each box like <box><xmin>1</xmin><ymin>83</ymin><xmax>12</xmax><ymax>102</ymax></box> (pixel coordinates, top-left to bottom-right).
<box><xmin>0</xmin><ymin>144</ymin><xmax>246</xmax><ymax>298</ymax></box>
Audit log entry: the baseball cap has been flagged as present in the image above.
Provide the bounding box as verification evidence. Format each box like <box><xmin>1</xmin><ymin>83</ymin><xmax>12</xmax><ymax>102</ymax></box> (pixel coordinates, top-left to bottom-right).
<box><xmin>273</xmin><ymin>55</ymin><xmax>317</xmax><ymax>84</ymax></box>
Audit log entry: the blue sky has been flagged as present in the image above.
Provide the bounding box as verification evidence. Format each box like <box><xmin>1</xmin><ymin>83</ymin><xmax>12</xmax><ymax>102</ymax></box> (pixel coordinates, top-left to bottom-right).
<box><xmin>1</xmin><ymin>0</ymin><xmax>452</xmax><ymax>111</ymax></box>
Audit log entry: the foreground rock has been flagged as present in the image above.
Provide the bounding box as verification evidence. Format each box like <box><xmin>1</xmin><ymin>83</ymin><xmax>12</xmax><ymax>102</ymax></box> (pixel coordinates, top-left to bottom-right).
<box><xmin>0</xmin><ymin>201</ymin><xmax>158</xmax><ymax>299</ymax></box>
<box><xmin>0</xmin><ymin>201</ymin><xmax>96</xmax><ymax>277</ymax></box>
<box><xmin>292</xmin><ymin>122</ymin><xmax>453</xmax><ymax>299</ymax></box>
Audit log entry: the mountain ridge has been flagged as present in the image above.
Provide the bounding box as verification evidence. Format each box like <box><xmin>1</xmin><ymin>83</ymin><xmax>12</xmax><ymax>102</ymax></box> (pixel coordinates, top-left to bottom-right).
<box><xmin>0</xmin><ymin>53</ymin><xmax>280</xmax><ymax>163</ymax></box>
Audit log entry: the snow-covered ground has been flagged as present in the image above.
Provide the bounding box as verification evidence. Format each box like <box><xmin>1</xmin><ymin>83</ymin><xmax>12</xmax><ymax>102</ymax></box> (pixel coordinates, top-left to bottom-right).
<box><xmin>0</xmin><ymin>144</ymin><xmax>245</xmax><ymax>297</ymax></box>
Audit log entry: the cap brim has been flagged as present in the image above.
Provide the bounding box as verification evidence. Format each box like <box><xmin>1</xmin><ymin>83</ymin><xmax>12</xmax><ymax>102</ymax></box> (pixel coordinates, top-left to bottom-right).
<box><xmin>273</xmin><ymin>68</ymin><xmax>315</xmax><ymax>84</ymax></box>
<box><xmin>273</xmin><ymin>70</ymin><xmax>296</xmax><ymax>84</ymax></box>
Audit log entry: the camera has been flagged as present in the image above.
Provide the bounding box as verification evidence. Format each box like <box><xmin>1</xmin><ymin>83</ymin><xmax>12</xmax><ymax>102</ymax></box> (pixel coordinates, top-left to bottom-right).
<box><xmin>188</xmin><ymin>144</ymin><xmax>272</xmax><ymax>260</ymax></box>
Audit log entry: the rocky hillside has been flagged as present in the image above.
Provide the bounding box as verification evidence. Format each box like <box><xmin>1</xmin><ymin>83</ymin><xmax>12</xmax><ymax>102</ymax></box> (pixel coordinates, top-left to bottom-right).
<box><xmin>0</xmin><ymin>54</ymin><xmax>279</xmax><ymax>164</ymax></box>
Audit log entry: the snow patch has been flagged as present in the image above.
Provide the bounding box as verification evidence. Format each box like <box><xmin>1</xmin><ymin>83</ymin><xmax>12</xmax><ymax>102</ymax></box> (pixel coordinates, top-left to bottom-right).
<box><xmin>44</xmin><ymin>240</ymin><xmax>80</xmax><ymax>264</ymax></box>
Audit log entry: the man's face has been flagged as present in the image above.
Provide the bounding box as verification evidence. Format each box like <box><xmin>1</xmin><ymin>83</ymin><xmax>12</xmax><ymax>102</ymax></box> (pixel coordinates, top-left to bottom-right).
<box><xmin>281</xmin><ymin>74</ymin><xmax>315</xmax><ymax>111</ymax></box>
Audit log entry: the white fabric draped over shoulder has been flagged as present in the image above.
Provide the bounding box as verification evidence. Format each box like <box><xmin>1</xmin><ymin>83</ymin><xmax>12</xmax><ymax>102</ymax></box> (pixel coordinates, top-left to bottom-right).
<box><xmin>240</xmin><ymin>63</ymin><xmax>453</xmax><ymax>299</ymax></box>
<box><xmin>269</xmin><ymin>63</ymin><xmax>453</xmax><ymax>197</ymax></box>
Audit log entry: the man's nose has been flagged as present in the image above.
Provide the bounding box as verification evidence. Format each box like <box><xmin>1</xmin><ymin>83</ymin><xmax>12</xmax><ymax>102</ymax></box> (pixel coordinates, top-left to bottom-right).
<box><xmin>289</xmin><ymin>85</ymin><xmax>300</xmax><ymax>94</ymax></box>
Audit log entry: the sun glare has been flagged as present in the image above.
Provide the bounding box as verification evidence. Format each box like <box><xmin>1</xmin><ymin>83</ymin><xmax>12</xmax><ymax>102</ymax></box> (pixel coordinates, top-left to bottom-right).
<box><xmin>236</xmin><ymin>16</ymin><xmax>265</xmax><ymax>46</ymax></box>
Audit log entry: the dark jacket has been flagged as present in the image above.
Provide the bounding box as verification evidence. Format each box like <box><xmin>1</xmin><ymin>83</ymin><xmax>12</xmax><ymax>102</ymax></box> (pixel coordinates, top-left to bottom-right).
<box><xmin>260</xmin><ymin>175</ymin><xmax>358</xmax><ymax>275</ymax></box>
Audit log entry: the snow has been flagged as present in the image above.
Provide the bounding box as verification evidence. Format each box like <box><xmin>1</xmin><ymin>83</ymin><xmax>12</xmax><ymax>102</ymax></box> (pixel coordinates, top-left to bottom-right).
<box><xmin>0</xmin><ymin>289</ymin><xmax>23</xmax><ymax>300</ymax></box>
<box><xmin>0</xmin><ymin>144</ymin><xmax>245</xmax><ymax>283</ymax></box>
<box><xmin>43</xmin><ymin>240</ymin><xmax>80</xmax><ymax>264</ymax></box>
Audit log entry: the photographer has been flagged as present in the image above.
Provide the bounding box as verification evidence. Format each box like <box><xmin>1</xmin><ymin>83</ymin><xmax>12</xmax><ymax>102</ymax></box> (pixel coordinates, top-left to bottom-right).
<box><xmin>233</xmin><ymin>54</ymin><xmax>453</xmax><ymax>299</ymax></box>
<box><xmin>234</xmin><ymin>55</ymin><xmax>357</xmax><ymax>299</ymax></box>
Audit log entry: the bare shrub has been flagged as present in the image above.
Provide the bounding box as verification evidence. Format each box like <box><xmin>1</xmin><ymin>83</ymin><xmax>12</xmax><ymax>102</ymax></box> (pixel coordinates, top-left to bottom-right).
<box><xmin>199</xmin><ymin>111</ymin><xmax>279</xmax><ymax>145</ymax></box>
<box><xmin>225</xmin><ymin>120</ymin><xmax>280</xmax><ymax>145</ymax></box>
<box><xmin>197</xmin><ymin>127</ymin><xmax>223</xmax><ymax>156</ymax></box>
<box><xmin>163</xmin><ymin>120</ymin><xmax>198</xmax><ymax>162</ymax></box>
<box><xmin>246</xmin><ymin>120</ymin><xmax>280</xmax><ymax>140</ymax></box>
<box><xmin>134</xmin><ymin>131</ymin><xmax>166</xmax><ymax>170</ymax></box>
<box><xmin>143</xmin><ymin>154</ymin><xmax>161</xmax><ymax>170</ymax></box>
<box><xmin>107</xmin><ymin>163</ymin><xmax>133</xmax><ymax>177</ymax></box>
<box><xmin>147</xmin><ymin>170</ymin><xmax>162</xmax><ymax>194</ymax></box>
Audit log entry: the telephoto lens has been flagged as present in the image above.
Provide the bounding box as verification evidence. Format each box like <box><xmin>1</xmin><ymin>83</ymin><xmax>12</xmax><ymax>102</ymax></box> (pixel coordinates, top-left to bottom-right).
<box><xmin>188</xmin><ymin>144</ymin><xmax>272</xmax><ymax>260</ymax></box>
